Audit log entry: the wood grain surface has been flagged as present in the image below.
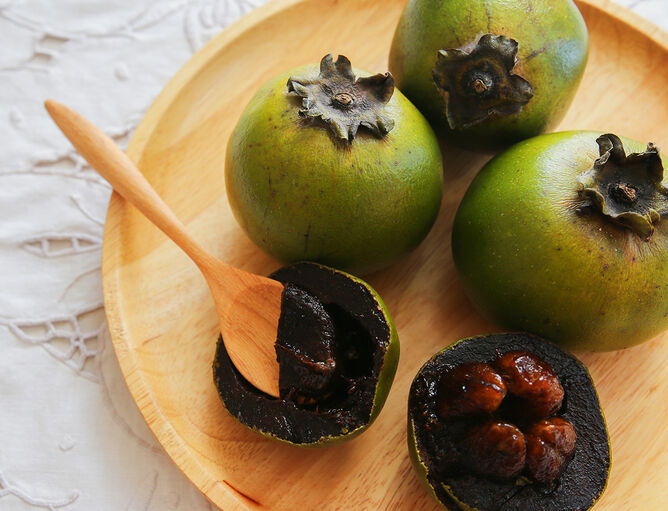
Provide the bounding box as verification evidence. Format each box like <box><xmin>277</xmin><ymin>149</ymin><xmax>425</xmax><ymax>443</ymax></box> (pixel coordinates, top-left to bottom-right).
<box><xmin>102</xmin><ymin>0</ymin><xmax>668</xmax><ymax>509</ymax></box>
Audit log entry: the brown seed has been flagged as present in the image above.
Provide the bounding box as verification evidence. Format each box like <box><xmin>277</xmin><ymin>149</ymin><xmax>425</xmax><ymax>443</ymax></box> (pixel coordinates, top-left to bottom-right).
<box><xmin>525</xmin><ymin>417</ymin><xmax>577</xmax><ymax>484</ymax></box>
<box><xmin>438</xmin><ymin>363</ymin><xmax>507</xmax><ymax>418</ymax></box>
<box><xmin>495</xmin><ymin>351</ymin><xmax>564</xmax><ymax>420</ymax></box>
<box><xmin>527</xmin><ymin>417</ymin><xmax>576</xmax><ymax>458</ymax></box>
<box><xmin>466</xmin><ymin>420</ymin><xmax>526</xmax><ymax>480</ymax></box>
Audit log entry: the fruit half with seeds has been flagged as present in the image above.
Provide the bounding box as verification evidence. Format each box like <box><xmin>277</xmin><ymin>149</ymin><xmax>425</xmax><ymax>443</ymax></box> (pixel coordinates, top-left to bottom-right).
<box><xmin>408</xmin><ymin>333</ymin><xmax>610</xmax><ymax>510</ymax></box>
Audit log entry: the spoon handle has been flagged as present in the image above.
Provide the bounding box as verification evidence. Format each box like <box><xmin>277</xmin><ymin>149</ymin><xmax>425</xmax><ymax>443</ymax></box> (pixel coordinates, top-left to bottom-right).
<box><xmin>45</xmin><ymin>99</ymin><xmax>218</xmax><ymax>269</ymax></box>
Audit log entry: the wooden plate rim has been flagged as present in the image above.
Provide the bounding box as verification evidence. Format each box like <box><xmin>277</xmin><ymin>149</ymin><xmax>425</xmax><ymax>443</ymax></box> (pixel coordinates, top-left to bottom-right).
<box><xmin>101</xmin><ymin>0</ymin><xmax>668</xmax><ymax>509</ymax></box>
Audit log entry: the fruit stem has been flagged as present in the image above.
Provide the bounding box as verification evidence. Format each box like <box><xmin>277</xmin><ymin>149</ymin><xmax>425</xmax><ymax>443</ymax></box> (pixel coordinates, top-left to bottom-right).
<box><xmin>610</xmin><ymin>183</ymin><xmax>637</xmax><ymax>204</ymax></box>
<box><xmin>471</xmin><ymin>77</ymin><xmax>489</xmax><ymax>94</ymax></box>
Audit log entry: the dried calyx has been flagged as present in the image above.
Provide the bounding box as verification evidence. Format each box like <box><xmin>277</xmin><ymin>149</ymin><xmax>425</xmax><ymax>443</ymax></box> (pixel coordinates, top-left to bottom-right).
<box><xmin>287</xmin><ymin>54</ymin><xmax>395</xmax><ymax>143</ymax></box>
<box><xmin>577</xmin><ymin>133</ymin><xmax>668</xmax><ymax>240</ymax></box>
<box><xmin>432</xmin><ymin>34</ymin><xmax>533</xmax><ymax>129</ymax></box>
<box><xmin>438</xmin><ymin>352</ymin><xmax>575</xmax><ymax>484</ymax></box>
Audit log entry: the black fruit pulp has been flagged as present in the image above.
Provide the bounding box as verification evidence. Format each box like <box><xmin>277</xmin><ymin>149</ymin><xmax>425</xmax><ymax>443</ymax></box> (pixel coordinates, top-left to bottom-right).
<box><xmin>275</xmin><ymin>284</ymin><xmax>338</xmax><ymax>404</ymax></box>
<box><xmin>213</xmin><ymin>262</ymin><xmax>390</xmax><ymax>445</ymax></box>
<box><xmin>276</xmin><ymin>285</ymin><xmax>377</xmax><ymax>406</ymax></box>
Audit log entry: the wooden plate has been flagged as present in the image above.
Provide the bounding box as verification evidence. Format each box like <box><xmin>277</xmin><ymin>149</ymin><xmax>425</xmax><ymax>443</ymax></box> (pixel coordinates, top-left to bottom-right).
<box><xmin>102</xmin><ymin>0</ymin><xmax>668</xmax><ymax>509</ymax></box>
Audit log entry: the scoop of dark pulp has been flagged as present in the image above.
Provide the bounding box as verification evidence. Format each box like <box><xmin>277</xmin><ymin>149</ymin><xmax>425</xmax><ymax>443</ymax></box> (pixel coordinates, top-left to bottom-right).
<box><xmin>409</xmin><ymin>333</ymin><xmax>609</xmax><ymax>511</ymax></box>
<box><xmin>213</xmin><ymin>262</ymin><xmax>390</xmax><ymax>445</ymax></box>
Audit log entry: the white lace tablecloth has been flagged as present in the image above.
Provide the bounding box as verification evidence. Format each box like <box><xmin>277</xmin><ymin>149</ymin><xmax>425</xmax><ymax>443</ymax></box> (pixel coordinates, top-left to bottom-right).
<box><xmin>0</xmin><ymin>1</ymin><xmax>666</xmax><ymax>509</ymax></box>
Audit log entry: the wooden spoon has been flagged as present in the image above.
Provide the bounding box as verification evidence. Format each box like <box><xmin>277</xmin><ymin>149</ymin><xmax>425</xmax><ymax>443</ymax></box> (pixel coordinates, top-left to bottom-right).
<box><xmin>45</xmin><ymin>99</ymin><xmax>283</xmax><ymax>398</ymax></box>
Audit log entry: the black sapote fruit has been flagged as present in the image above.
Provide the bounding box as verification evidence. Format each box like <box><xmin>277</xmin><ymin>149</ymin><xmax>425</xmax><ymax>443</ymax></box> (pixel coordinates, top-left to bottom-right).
<box><xmin>408</xmin><ymin>333</ymin><xmax>610</xmax><ymax>511</ymax></box>
<box><xmin>226</xmin><ymin>54</ymin><xmax>443</xmax><ymax>275</ymax></box>
<box><xmin>213</xmin><ymin>262</ymin><xmax>399</xmax><ymax>446</ymax></box>
<box><xmin>452</xmin><ymin>131</ymin><xmax>668</xmax><ymax>350</ymax></box>
<box><xmin>389</xmin><ymin>0</ymin><xmax>588</xmax><ymax>150</ymax></box>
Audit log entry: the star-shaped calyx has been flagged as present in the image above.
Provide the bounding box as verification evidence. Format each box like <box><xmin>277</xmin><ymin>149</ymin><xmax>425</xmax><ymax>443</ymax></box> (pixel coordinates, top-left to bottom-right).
<box><xmin>577</xmin><ymin>133</ymin><xmax>668</xmax><ymax>240</ymax></box>
<box><xmin>287</xmin><ymin>54</ymin><xmax>395</xmax><ymax>143</ymax></box>
<box><xmin>432</xmin><ymin>34</ymin><xmax>534</xmax><ymax>129</ymax></box>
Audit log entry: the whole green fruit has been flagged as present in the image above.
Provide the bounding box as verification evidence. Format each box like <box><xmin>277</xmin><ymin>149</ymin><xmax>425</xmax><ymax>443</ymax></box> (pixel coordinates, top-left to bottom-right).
<box><xmin>452</xmin><ymin>131</ymin><xmax>668</xmax><ymax>351</ymax></box>
<box><xmin>226</xmin><ymin>54</ymin><xmax>443</xmax><ymax>275</ymax></box>
<box><xmin>389</xmin><ymin>0</ymin><xmax>588</xmax><ymax>150</ymax></box>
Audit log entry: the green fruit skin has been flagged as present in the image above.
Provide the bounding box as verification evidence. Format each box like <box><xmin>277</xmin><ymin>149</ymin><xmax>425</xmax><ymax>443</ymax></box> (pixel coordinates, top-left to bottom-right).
<box><xmin>226</xmin><ymin>65</ymin><xmax>443</xmax><ymax>275</ymax></box>
<box><xmin>452</xmin><ymin>131</ymin><xmax>668</xmax><ymax>351</ymax></box>
<box><xmin>407</xmin><ymin>335</ymin><xmax>611</xmax><ymax>510</ymax></box>
<box><xmin>218</xmin><ymin>264</ymin><xmax>400</xmax><ymax>448</ymax></box>
<box><xmin>389</xmin><ymin>0</ymin><xmax>588</xmax><ymax>150</ymax></box>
